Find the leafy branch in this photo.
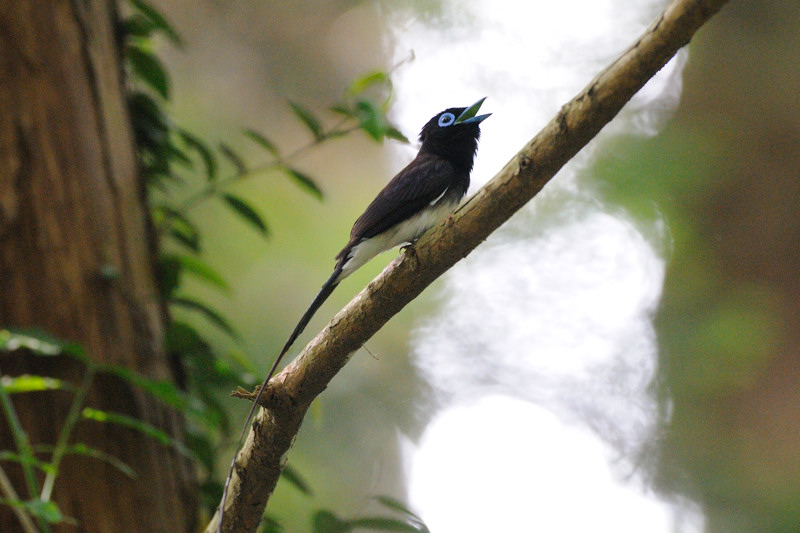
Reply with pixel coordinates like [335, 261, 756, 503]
[125, 4, 409, 254]
[147, 76, 410, 251]
[1, 323, 431, 532]
[0, 330, 197, 529]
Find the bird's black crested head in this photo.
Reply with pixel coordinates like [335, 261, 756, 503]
[418, 98, 490, 172]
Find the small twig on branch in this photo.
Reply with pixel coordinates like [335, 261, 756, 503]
[207, 0, 730, 531]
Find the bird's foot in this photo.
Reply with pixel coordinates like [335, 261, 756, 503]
[400, 243, 418, 261]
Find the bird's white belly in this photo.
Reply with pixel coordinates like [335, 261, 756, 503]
[339, 199, 458, 279]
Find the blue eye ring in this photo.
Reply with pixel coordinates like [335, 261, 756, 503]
[438, 112, 456, 127]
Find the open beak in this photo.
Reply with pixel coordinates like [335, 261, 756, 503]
[454, 97, 491, 125]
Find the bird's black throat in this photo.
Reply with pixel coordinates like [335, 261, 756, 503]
[418, 107, 482, 174]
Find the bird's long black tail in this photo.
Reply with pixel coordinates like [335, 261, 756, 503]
[216, 267, 343, 532]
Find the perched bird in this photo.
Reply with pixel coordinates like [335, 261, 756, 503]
[217, 97, 490, 530]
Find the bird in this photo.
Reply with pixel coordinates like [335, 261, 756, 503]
[216, 97, 490, 531]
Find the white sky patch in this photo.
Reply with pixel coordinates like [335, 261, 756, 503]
[413, 207, 666, 457]
[409, 396, 705, 533]
[371, 0, 702, 530]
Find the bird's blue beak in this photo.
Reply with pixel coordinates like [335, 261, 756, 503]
[454, 97, 491, 125]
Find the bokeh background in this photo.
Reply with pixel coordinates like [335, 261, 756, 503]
[150, 1, 800, 531]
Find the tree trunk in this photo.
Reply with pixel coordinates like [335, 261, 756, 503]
[0, 1, 195, 531]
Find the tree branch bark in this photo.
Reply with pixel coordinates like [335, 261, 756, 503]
[209, 0, 730, 530]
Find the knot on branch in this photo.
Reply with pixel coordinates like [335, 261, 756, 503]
[556, 106, 569, 134]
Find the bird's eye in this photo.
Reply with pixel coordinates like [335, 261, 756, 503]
[438, 113, 455, 127]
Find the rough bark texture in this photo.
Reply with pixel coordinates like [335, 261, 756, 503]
[208, 0, 731, 531]
[0, 2, 195, 531]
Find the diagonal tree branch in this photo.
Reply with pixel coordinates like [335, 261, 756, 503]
[208, 0, 730, 530]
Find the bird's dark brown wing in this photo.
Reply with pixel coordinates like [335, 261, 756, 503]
[349, 152, 459, 241]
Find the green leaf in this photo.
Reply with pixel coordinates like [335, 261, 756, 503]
[259, 515, 284, 533]
[385, 126, 410, 144]
[164, 320, 207, 353]
[157, 254, 181, 298]
[329, 104, 354, 117]
[374, 496, 422, 520]
[289, 101, 324, 141]
[153, 206, 201, 251]
[281, 464, 312, 496]
[348, 518, 423, 532]
[283, 167, 324, 200]
[355, 100, 385, 142]
[16, 498, 65, 524]
[165, 321, 242, 382]
[129, 0, 182, 45]
[0, 451, 55, 474]
[164, 142, 193, 169]
[0, 498, 68, 525]
[169, 225, 200, 251]
[222, 194, 269, 236]
[244, 129, 280, 157]
[62, 443, 137, 479]
[81, 407, 194, 459]
[170, 297, 240, 340]
[312, 510, 348, 533]
[126, 45, 170, 100]
[180, 255, 229, 289]
[99, 366, 189, 414]
[219, 143, 247, 175]
[162, 253, 229, 291]
[82, 407, 170, 443]
[0, 330, 62, 355]
[346, 70, 389, 97]
[122, 15, 158, 40]
[128, 91, 169, 150]
[0, 375, 66, 394]
[178, 129, 217, 181]
[374, 496, 429, 532]
[0, 329, 86, 361]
